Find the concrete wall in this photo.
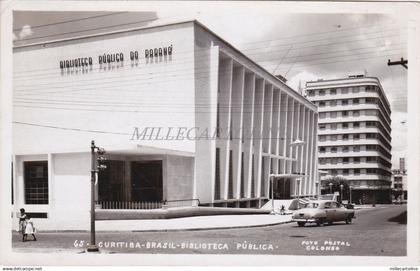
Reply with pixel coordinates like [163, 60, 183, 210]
[165, 155, 194, 203]
[13, 153, 91, 231]
[13, 22, 196, 156]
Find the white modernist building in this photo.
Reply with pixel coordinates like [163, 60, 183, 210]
[12, 20, 318, 230]
[306, 76, 392, 204]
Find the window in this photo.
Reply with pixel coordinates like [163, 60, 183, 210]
[353, 122, 360, 128]
[352, 98, 359, 105]
[331, 135, 337, 141]
[341, 88, 349, 94]
[342, 100, 348, 105]
[354, 169, 360, 175]
[320, 124, 326, 130]
[320, 147, 326, 152]
[354, 157, 360, 163]
[319, 135, 327, 141]
[353, 111, 360, 117]
[331, 147, 337, 153]
[342, 157, 349, 163]
[342, 134, 349, 140]
[343, 146, 349, 152]
[331, 123, 337, 130]
[307, 90, 315, 96]
[331, 169, 338, 175]
[319, 90, 325, 96]
[366, 133, 377, 139]
[353, 134, 360, 140]
[342, 111, 348, 117]
[24, 161, 49, 204]
[330, 89, 337, 95]
[330, 100, 337, 106]
[366, 98, 376, 104]
[342, 123, 349, 129]
[319, 101, 326, 107]
[343, 169, 349, 175]
[331, 158, 338, 164]
[319, 112, 327, 119]
[366, 121, 376, 127]
[352, 87, 360, 93]
[353, 146, 360, 152]
[330, 112, 337, 118]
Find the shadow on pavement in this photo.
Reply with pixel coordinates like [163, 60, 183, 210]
[388, 211, 407, 224]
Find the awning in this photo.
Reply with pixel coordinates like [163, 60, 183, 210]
[269, 173, 306, 180]
[106, 144, 195, 157]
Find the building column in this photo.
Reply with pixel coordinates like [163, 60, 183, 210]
[217, 58, 233, 200]
[262, 84, 273, 197]
[243, 73, 255, 198]
[231, 65, 245, 199]
[253, 79, 265, 198]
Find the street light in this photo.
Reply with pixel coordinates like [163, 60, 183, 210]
[329, 182, 333, 194]
[349, 186, 352, 204]
[340, 184, 344, 203]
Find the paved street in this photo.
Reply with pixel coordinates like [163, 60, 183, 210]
[12, 205, 406, 256]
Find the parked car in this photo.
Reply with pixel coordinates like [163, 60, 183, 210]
[292, 200, 355, 227]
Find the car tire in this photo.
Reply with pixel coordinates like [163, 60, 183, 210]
[317, 218, 325, 227]
[297, 222, 305, 227]
[346, 217, 352, 224]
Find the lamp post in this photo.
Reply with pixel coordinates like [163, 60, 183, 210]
[349, 186, 352, 204]
[340, 184, 344, 203]
[329, 182, 333, 194]
[87, 141, 99, 252]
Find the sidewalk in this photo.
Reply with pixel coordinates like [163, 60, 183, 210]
[93, 213, 293, 232]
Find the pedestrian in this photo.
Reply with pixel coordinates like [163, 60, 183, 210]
[23, 215, 37, 242]
[280, 205, 285, 215]
[18, 208, 27, 237]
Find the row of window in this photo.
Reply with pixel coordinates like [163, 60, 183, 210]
[315, 97, 380, 107]
[307, 85, 390, 114]
[319, 156, 391, 168]
[307, 85, 377, 96]
[325, 168, 392, 177]
[319, 144, 392, 159]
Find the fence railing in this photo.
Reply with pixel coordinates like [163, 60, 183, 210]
[96, 201, 163, 210]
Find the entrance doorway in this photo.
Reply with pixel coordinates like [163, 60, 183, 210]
[98, 160, 125, 202]
[270, 178, 292, 199]
[131, 161, 163, 202]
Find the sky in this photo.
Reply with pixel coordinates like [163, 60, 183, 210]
[12, 4, 408, 169]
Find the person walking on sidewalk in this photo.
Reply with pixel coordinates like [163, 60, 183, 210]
[23, 215, 37, 242]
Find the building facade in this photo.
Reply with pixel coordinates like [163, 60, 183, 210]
[391, 158, 407, 203]
[306, 76, 392, 204]
[12, 20, 318, 230]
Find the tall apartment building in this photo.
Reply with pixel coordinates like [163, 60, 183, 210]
[306, 76, 392, 204]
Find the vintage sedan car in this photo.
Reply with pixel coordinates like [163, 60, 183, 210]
[292, 200, 355, 227]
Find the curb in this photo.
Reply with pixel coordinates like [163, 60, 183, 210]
[13, 219, 294, 234]
[131, 219, 294, 232]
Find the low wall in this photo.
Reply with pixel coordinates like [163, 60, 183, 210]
[96, 207, 270, 220]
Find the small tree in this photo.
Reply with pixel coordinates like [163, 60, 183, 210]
[321, 176, 350, 201]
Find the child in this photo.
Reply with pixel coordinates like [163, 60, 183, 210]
[23, 215, 37, 242]
[18, 208, 27, 237]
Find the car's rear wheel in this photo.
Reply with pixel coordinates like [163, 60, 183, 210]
[297, 222, 306, 227]
[345, 217, 352, 224]
[316, 218, 325, 227]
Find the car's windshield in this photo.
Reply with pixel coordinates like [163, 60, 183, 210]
[304, 202, 319, 208]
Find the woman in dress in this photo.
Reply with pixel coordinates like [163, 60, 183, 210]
[23, 215, 37, 242]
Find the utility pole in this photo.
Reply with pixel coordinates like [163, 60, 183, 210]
[87, 140, 107, 253]
[387, 58, 408, 69]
